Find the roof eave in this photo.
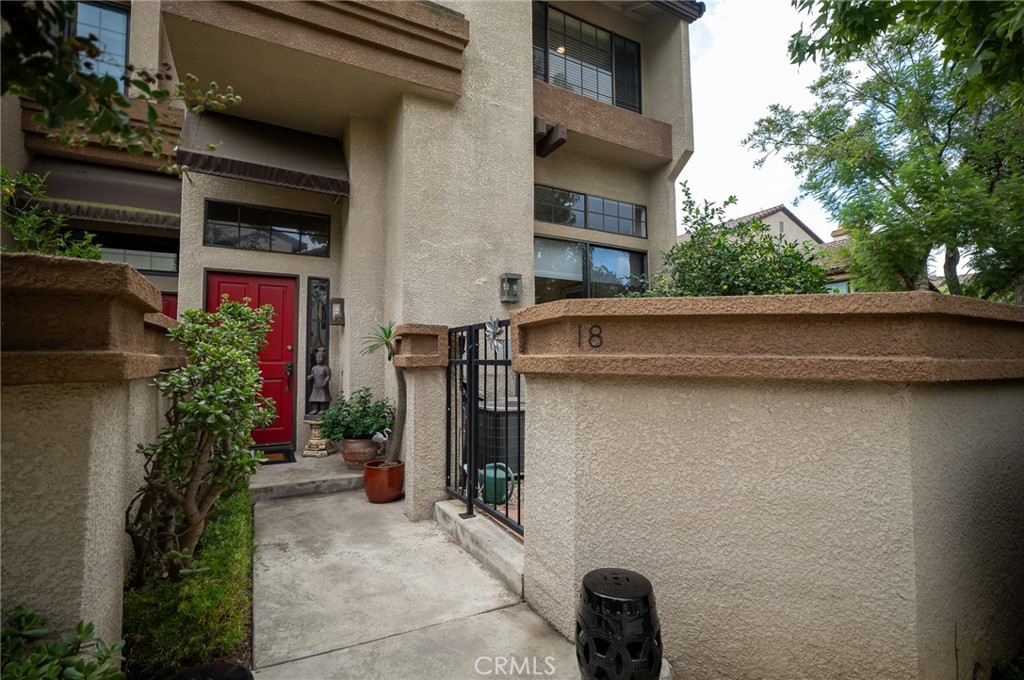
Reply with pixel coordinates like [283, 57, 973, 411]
[650, 0, 707, 23]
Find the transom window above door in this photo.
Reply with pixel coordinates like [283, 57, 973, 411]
[203, 201, 330, 257]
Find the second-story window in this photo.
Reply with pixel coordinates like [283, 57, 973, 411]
[535, 185, 647, 238]
[532, 2, 641, 113]
[76, 2, 130, 94]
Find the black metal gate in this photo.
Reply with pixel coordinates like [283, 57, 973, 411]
[446, 319, 524, 536]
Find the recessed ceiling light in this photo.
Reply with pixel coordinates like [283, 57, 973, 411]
[556, 46, 566, 54]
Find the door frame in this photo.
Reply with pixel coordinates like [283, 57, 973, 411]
[203, 267, 301, 453]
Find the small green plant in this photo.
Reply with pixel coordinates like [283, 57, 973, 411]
[122, 488, 252, 680]
[1, 168, 101, 259]
[1, 606, 124, 680]
[320, 387, 395, 442]
[634, 183, 829, 297]
[361, 322, 406, 466]
[125, 296, 275, 588]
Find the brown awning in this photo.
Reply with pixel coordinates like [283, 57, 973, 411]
[27, 157, 181, 230]
[177, 113, 349, 197]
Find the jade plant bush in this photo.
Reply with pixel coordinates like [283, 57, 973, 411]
[0, 607, 124, 680]
[125, 296, 275, 588]
[319, 387, 394, 442]
[122, 488, 253, 679]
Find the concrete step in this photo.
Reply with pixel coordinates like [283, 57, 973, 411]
[433, 499, 524, 598]
[250, 454, 363, 503]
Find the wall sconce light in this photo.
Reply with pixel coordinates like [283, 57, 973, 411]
[330, 297, 345, 325]
[499, 273, 522, 303]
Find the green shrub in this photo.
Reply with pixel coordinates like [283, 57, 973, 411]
[1, 607, 124, 680]
[320, 387, 394, 441]
[634, 183, 829, 297]
[1, 168, 101, 259]
[122, 487, 252, 679]
[126, 297, 274, 587]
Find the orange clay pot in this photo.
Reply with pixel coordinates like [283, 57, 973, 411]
[363, 460, 404, 503]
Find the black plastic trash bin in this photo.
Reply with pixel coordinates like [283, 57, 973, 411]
[576, 568, 662, 680]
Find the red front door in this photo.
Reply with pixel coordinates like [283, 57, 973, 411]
[206, 272, 297, 450]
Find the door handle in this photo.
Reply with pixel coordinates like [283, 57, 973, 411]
[285, 361, 293, 391]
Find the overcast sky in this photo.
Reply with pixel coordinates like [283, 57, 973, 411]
[679, 0, 838, 241]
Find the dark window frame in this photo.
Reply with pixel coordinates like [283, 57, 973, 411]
[532, 1, 643, 113]
[534, 184, 647, 238]
[73, 1, 131, 95]
[533, 235, 647, 303]
[202, 199, 332, 258]
[73, 230, 179, 274]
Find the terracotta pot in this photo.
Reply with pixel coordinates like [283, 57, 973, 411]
[363, 460, 404, 503]
[341, 438, 379, 470]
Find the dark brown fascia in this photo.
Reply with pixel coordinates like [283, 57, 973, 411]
[533, 80, 672, 168]
[651, 0, 707, 23]
[162, 0, 470, 99]
[21, 98, 183, 173]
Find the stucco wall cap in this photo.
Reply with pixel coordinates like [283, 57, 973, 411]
[510, 293, 1024, 382]
[512, 292, 1024, 325]
[1, 252, 162, 311]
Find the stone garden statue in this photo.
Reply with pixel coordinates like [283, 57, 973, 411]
[306, 348, 332, 415]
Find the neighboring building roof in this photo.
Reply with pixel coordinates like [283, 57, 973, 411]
[724, 204, 823, 244]
[814, 238, 850, 275]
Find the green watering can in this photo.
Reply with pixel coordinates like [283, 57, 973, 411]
[477, 462, 516, 504]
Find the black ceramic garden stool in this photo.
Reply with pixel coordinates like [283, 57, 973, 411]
[576, 568, 662, 680]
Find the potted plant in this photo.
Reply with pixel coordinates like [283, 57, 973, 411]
[360, 322, 406, 503]
[319, 387, 394, 471]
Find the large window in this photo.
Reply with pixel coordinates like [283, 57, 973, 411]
[532, 2, 642, 113]
[76, 2, 130, 94]
[204, 201, 330, 257]
[86, 231, 179, 273]
[535, 237, 645, 303]
[535, 185, 647, 238]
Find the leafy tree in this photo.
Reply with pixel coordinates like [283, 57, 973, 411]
[636, 184, 829, 297]
[125, 297, 275, 588]
[789, 0, 1024, 102]
[746, 27, 1024, 301]
[1, 0, 239, 172]
[1, 168, 101, 259]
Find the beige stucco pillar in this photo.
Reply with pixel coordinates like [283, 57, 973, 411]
[382, 0, 535, 329]
[393, 324, 450, 521]
[512, 293, 1024, 680]
[0, 254, 185, 643]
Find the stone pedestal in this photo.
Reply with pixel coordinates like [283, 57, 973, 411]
[301, 418, 336, 458]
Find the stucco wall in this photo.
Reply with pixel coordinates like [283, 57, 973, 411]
[386, 0, 535, 328]
[526, 376, 923, 679]
[1, 93, 30, 174]
[909, 382, 1024, 679]
[522, 374, 1024, 679]
[1, 378, 161, 643]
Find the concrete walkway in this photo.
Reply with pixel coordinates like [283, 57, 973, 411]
[251, 492, 577, 680]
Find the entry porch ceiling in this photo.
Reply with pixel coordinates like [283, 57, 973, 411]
[161, 1, 469, 137]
